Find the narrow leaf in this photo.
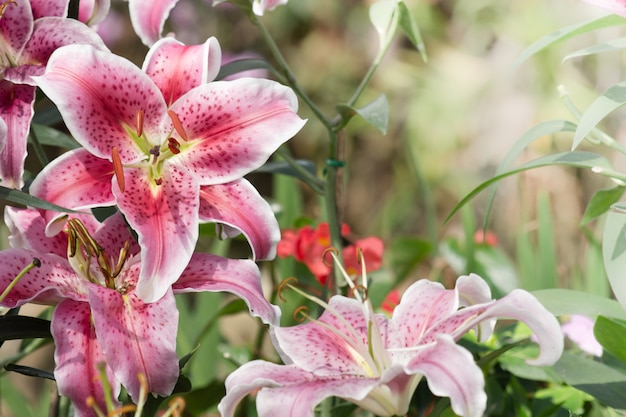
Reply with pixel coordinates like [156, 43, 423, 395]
[563, 36, 626, 61]
[0, 186, 83, 213]
[581, 186, 626, 225]
[513, 14, 626, 68]
[217, 59, 276, 80]
[574, 81, 626, 149]
[0, 315, 52, 341]
[4, 363, 55, 380]
[369, 0, 400, 54]
[254, 160, 317, 180]
[30, 124, 79, 149]
[447, 151, 613, 224]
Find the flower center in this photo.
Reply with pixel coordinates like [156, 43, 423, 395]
[0, 1, 18, 70]
[66, 218, 131, 292]
[115, 109, 190, 190]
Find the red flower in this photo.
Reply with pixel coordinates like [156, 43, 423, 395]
[277, 223, 384, 285]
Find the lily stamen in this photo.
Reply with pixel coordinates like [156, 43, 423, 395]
[111, 147, 125, 193]
[167, 137, 181, 154]
[135, 109, 144, 137]
[0, 0, 16, 19]
[167, 110, 188, 141]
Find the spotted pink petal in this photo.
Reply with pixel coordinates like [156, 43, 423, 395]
[29, 148, 116, 235]
[0, 81, 34, 189]
[114, 164, 199, 303]
[0, 0, 33, 59]
[52, 299, 122, 417]
[581, 0, 626, 16]
[168, 78, 306, 184]
[128, 0, 180, 46]
[0, 250, 87, 307]
[88, 279, 180, 400]
[218, 361, 380, 417]
[4, 206, 67, 256]
[272, 296, 373, 375]
[34, 44, 168, 161]
[173, 254, 280, 325]
[93, 211, 141, 257]
[143, 36, 221, 106]
[6, 17, 109, 85]
[28, 0, 68, 18]
[198, 179, 280, 260]
[389, 279, 458, 347]
[407, 334, 486, 417]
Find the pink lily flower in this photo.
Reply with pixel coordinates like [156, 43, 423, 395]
[581, 0, 626, 16]
[0, 0, 107, 188]
[1, 207, 279, 416]
[218, 273, 563, 417]
[31, 37, 305, 302]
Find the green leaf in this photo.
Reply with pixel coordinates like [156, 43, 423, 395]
[4, 364, 54, 380]
[397, 1, 427, 61]
[30, 124, 79, 149]
[0, 186, 82, 213]
[388, 236, 431, 282]
[550, 351, 626, 410]
[254, 160, 317, 181]
[603, 204, 626, 310]
[563, 36, 626, 62]
[369, 0, 400, 55]
[594, 316, 626, 366]
[216, 58, 276, 80]
[0, 315, 52, 342]
[337, 94, 389, 134]
[482, 120, 577, 233]
[183, 380, 227, 415]
[581, 186, 626, 225]
[532, 289, 626, 320]
[447, 151, 613, 224]
[574, 81, 626, 149]
[513, 14, 626, 68]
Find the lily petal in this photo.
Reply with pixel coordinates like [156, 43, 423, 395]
[173, 254, 280, 325]
[219, 361, 380, 417]
[0, 0, 33, 60]
[34, 44, 168, 161]
[114, 164, 198, 303]
[389, 280, 458, 348]
[4, 206, 66, 256]
[581, 0, 626, 16]
[93, 211, 141, 257]
[0, 250, 87, 307]
[88, 278, 180, 400]
[78, 0, 111, 26]
[128, 0, 180, 46]
[169, 78, 305, 183]
[52, 299, 122, 417]
[143, 36, 221, 106]
[252, 0, 288, 15]
[198, 179, 280, 260]
[407, 334, 486, 417]
[29, 148, 116, 235]
[7, 17, 109, 85]
[28, 0, 68, 18]
[426, 289, 564, 366]
[0, 81, 34, 189]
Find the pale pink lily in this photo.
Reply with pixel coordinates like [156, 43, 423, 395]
[252, 0, 288, 15]
[218, 272, 563, 417]
[0, 0, 107, 188]
[31, 37, 304, 302]
[0, 207, 279, 416]
[581, 0, 626, 16]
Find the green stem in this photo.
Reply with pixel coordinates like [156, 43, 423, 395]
[0, 258, 41, 304]
[276, 147, 325, 194]
[324, 130, 345, 290]
[252, 15, 333, 129]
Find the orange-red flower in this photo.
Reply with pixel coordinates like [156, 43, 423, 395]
[277, 223, 384, 285]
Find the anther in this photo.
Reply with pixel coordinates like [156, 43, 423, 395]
[155, 178, 163, 186]
[111, 147, 125, 193]
[167, 137, 181, 154]
[167, 110, 188, 141]
[135, 109, 144, 137]
[0, 1, 16, 19]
